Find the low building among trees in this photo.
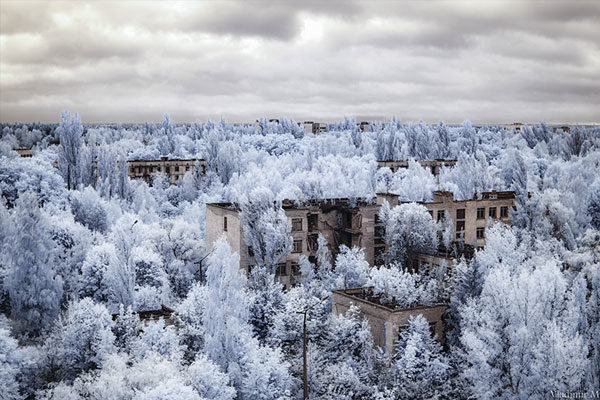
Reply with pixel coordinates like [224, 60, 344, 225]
[332, 287, 447, 355]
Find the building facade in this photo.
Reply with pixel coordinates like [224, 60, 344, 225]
[302, 121, 327, 134]
[128, 157, 206, 185]
[380, 190, 515, 249]
[205, 190, 515, 286]
[332, 287, 447, 355]
[205, 198, 381, 288]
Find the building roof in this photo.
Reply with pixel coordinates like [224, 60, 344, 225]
[206, 196, 378, 212]
[333, 287, 447, 313]
[128, 157, 204, 163]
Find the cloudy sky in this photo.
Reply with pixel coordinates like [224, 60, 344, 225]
[1, 0, 599, 124]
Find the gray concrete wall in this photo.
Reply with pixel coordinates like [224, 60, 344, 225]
[426, 191, 514, 247]
[332, 289, 447, 355]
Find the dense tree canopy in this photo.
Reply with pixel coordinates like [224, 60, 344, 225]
[1, 114, 599, 398]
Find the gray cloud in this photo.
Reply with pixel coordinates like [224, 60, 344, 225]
[1, 0, 599, 124]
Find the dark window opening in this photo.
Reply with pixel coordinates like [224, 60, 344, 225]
[489, 207, 497, 218]
[308, 234, 318, 251]
[291, 262, 300, 275]
[476, 207, 485, 219]
[293, 240, 302, 253]
[476, 227, 485, 239]
[456, 208, 465, 219]
[275, 263, 287, 276]
[374, 246, 385, 265]
[437, 210, 445, 222]
[292, 218, 303, 232]
[308, 214, 318, 231]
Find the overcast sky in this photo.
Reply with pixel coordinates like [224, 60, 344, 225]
[1, 0, 599, 124]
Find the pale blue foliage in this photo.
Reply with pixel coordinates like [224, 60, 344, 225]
[5, 193, 63, 337]
[45, 298, 115, 381]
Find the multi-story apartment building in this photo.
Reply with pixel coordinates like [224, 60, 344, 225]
[377, 159, 457, 176]
[302, 121, 327, 134]
[378, 190, 515, 249]
[205, 198, 381, 288]
[128, 157, 206, 185]
[205, 190, 515, 286]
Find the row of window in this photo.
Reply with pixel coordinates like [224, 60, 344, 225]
[456, 226, 486, 240]
[292, 216, 319, 232]
[476, 206, 509, 219]
[275, 262, 301, 276]
[434, 206, 509, 222]
[224, 215, 304, 253]
[246, 240, 303, 257]
[131, 165, 192, 174]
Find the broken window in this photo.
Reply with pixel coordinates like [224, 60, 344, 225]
[292, 218, 303, 231]
[293, 239, 302, 253]
[375, 213, 383, 224]
[437, 210, 445, 222]
[500, 206, 508, 218]
[308, 214, 318, 231]
[374, 246, 385, 264]
[489, 207, 497, 218]
[275, 263, 287, 276]
[456, 208, 465, 219]
[308, 234, 318, 251]
[291, 262, 300, 275]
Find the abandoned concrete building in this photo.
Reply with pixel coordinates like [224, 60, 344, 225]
[110, 304, 175, 327]
[332, 287, 447, 355]
[302, 121, 327, 134]
[377, 159, 457, 176]
[128, 157, 206, 185]
[205, 190, 515, 287]
[375, 190, 514, 268]
[15, 148, 33, 157]
[205, 198, 382, 288]
[379, 189, 515, 247]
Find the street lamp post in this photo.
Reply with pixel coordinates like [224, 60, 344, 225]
[296, 296, 328, 400]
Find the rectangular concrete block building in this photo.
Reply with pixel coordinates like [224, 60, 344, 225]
[205, 190, 515, 286]
[205, 198, 382, 288]
[128, 157, 206, 185]
[332, 287, 448, 355]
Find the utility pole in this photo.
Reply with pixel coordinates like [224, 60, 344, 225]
[297, 296, 328, 400]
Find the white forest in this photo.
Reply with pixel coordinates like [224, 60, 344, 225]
[1, 113, 599, 399]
